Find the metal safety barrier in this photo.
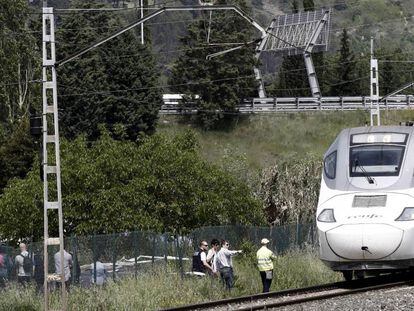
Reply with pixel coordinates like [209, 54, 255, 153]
[160, 95, 414, 115]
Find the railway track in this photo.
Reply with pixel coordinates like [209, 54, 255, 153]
[162, 273, 414, 311]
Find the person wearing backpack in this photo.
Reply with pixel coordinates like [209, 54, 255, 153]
[15, 243, 32, 285]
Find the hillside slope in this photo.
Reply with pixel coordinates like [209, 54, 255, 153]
[158, 110, 414, 170]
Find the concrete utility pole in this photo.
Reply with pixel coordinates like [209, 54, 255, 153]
[370, 37, 380, 126]
[42, 5, 67, 311]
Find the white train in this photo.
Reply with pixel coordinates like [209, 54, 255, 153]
[317, 126, 414, 280]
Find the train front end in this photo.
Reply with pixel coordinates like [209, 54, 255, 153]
[316, 127, 414, 279]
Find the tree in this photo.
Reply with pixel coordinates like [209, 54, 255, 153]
[303, 0, 314, 11]
[0, 118, 36, 192]
[379, 48, 411, 96]
[57, 0, 162, 141]
[0, 130, 265, 242]
[381, 56, 395, 96]
[270, 0, 323, 97]
[0, 1, 41, 193]
[252, 0, 264, 9]
[169, 0, 258, 129]
[0, 0, 40, 131]
[330, 29, 361, 96]
[260, 155, 321, 225]
[270, 55, 309, 97]
[291, 0, 299, 13]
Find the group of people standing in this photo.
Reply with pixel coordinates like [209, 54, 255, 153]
[192, 238, 277, 293]
[0, 243, 108, 289]
[0, 243, 77, 290]
[192, 239, 242, 289]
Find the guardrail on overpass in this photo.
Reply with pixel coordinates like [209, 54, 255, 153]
[160, 95, 414, 115]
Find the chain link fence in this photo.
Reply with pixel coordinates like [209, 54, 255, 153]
[0, 223, 316, 288]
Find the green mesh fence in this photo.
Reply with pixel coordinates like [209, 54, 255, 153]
[2, 223, 316, 287]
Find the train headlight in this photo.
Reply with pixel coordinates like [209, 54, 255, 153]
[395, 207, 414, 221]
[317, 209, 336, 222]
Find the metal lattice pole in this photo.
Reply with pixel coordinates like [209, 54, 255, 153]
[42, 6, 67, 311]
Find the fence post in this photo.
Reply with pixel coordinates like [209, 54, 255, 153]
[112, 234, 117, 282]
[133, 231, 138, 279]
[164, 233, 168, 266]
[310, 223, 315, 246]
[151, 232, 155, 266]
[70, 235, 78, 285]
[175, 236, 184, 279]
[92, 234, 97, 285]
[296, 215, 300, 247]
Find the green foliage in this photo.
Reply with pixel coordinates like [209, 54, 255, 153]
[0, 0, 40, 129]
[291, 0, 299, 13]
[0, 130, 264, 241]
[329, 29, 362, 96]
[378, 48, 413, 96]
[251, 0, 263, 9]
[271, 55, 309, 97]
[239, 239, 257, 264]
[170, 0, 258, 129]
[159, 111, 370, 171]
[0, 250, 340, 310]
[260, 155, 322, 225]
[57, 0, 162, 141]
[302, 0, 314, 11]
[0, 118, 36, 192]
[271, 28, 368, 97]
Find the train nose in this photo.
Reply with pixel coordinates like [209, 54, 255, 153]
[325, 224, 403, 260]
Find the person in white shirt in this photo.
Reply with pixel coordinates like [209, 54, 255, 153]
[54, 249, 73, 289]
[213, 240, 242, 289]
[91, 254, 107, 286]
[206, 239, 220, 275]
[15, 243, 32, 285]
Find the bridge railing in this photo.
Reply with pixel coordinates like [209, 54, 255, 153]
[160, 95, 414, 114]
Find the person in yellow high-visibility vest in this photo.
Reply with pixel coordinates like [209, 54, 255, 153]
[256, 238, 277, 293]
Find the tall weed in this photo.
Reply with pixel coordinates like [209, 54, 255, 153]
[0, 249, 340, 310]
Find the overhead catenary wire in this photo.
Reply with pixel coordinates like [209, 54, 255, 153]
[2, 51, 414, 89]
[56, 72, 371, 98]
[25, 0, 362, 15]
[3, 3, 413, 88]
[12, 5, 414, 51]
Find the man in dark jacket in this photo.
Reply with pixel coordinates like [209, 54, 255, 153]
[192, 240, 213, 275]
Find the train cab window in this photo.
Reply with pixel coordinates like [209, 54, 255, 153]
[324, 151, 337, 179]
[350, 133, 407, 177]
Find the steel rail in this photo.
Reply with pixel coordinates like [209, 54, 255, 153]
[161, 274, 414, 311]
[235, 279, 412, 311]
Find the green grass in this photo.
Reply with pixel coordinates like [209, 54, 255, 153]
[0, 249, 341, 310]
[158, 110, 414, 170]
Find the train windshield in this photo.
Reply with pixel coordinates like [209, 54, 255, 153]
[349, 145, 405, 177]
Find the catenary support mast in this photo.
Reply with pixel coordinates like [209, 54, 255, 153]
[370, 37, 380, 126]
[42, 6, 67, 311]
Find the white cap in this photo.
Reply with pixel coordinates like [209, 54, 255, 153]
[261, 238, 270, 245]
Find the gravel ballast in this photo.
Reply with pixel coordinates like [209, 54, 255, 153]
[274, 285, 414, 311]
